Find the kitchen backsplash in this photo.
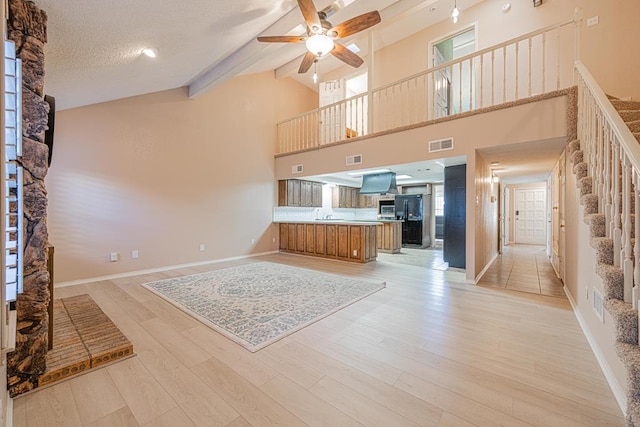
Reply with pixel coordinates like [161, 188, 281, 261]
[273, 206, 378, 222]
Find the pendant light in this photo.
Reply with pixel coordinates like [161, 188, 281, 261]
[451, 0, 460, 23]
[312, 60, 319, 84]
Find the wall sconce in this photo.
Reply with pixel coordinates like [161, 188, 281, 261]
[533, 0, 542, 7]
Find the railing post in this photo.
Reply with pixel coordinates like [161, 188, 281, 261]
[633, 171, 640, 310]
[622, 157, 633, 301]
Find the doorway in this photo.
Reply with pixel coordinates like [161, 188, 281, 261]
[514, 187, 547, 245]
[430, 26, 476, 117]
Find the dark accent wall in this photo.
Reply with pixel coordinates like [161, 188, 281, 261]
[7, 0, 50, 397]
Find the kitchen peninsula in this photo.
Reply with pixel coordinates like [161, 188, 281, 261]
[277, 220, 378, 263]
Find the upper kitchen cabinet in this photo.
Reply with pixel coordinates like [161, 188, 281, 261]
[278, 179, 322, 207]
[332, 185, 360, 208]
[359, 194, 379, 209]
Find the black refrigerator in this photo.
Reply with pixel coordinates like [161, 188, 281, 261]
[395, 194, 431, 247]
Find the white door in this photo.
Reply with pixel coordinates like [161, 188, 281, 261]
[319, 79, 345, 144]
[514, 187, 547, 245]
[432, 47, 451, 118]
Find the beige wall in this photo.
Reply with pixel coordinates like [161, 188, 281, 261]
[564, 146, 628, 409]
[47, 72, 317, 283]
[325, 0, 639, 100]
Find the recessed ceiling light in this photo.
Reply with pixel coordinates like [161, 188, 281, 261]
[429, 6, 437, 12]
[142, 48, 158, 58]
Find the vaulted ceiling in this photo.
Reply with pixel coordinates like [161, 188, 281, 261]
[33, 0, 485, 110]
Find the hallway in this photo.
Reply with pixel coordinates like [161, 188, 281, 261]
[478, 245, 566, 298]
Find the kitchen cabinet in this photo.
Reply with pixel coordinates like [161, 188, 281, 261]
[278, 179, 322, 207]
[376, 221, 402, 253]
[278, 222, 376, 263]
[304, 224, 315, 255]
[295, 224, 305, 252]
[359, 194, 379, 209]
[332, 185, 360, 208]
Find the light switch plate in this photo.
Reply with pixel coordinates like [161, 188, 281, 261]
[587, 16, 599, 27]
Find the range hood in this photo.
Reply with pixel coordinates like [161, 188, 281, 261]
[359, 172, 398, 195]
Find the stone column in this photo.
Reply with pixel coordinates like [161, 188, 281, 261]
[6, 0, 50, 397]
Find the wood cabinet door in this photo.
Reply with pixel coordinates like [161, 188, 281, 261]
[312, 182, 323, 207]
[315, 224, 326, 255]
[295, 224, 305, 252]
[288, 179, 301, 206]
[349, 225, 362, 261]
[339, 186, 348, 208]
[337, 225, 349, 259]
[278, 180, 287, 206]
[279, 224, 288, 250]
[300, 180, 312, 207]
[305, 224, 315, 254]
[287, 224, 296, 250]
[326, 225, 337, 257]
[350, 188, 360, 208]
[365, 225, 377, 261]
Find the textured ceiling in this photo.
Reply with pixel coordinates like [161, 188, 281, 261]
[33, 0, 298, 109]
[32, 0, 482, 110]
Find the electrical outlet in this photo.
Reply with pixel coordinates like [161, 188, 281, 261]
[199, 244, 206, 252]
[586, 16, 599, 27]
[353, 250, 357, 257]
[272, 237, 276, 243]
[109, 252, 119, 262]
[132, 250, 139, 259]
[251, 239, 255, 245]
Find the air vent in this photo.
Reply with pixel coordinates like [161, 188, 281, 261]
[346, 154, 363, 166]
[593, 288, 604, 322]
[291, 164, 303, 174]
[428, 137, 454, 153]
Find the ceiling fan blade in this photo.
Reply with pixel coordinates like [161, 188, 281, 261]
[297, 0, 321, 33]
[257, 35, 306, 43]
[298, 51, 317, 73]
[330, 42, 364, 68]
[329, 11, 381, 38]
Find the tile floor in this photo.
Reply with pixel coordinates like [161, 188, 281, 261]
[477, 244, 566, 297]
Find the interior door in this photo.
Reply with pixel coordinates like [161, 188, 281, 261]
[514, 187, 547, 245]
[432, 47, 451, 119]
[319, 79, 345, 144]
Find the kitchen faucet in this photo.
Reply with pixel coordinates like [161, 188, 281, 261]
[324, 214, 333, 219]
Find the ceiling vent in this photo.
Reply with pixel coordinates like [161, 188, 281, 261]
[346, 154, 363, 166]
[428, 137, 454, 153]
[291, 164, 303, 174]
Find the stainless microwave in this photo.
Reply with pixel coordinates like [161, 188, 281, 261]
[380, 205, 395, 215]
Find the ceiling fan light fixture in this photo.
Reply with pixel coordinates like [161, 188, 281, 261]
[305, 34, 335, 57]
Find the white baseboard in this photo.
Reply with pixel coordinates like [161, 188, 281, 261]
[54, 251, 280, 288]
[564, 286, 627, 415]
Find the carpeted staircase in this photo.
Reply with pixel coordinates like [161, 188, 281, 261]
[569, 96, 640, 426]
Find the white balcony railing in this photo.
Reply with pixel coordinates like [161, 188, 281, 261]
[575, 62, 640, 310]
[277, 13, 582, 155]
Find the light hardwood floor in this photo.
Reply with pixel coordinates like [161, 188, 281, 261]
[13, 251, 625, 426]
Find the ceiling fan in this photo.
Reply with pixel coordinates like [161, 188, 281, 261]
[257, 0, 381, 74]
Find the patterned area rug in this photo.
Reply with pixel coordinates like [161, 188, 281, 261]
[142, 262, 386, 352]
